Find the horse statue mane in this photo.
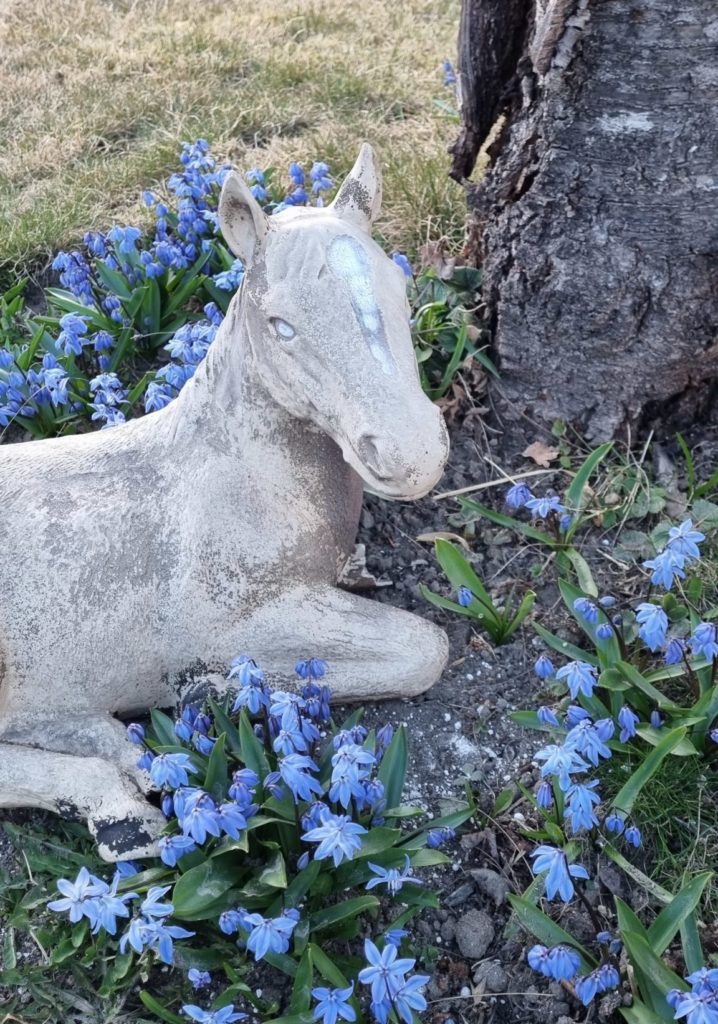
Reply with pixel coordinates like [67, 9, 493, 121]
[0, 144, 450, 860]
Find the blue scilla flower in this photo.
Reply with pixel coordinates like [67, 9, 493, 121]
[149, 752, 198, 790]
[565, 718, 613, 766]
[120, 916, 195, 964]
[536, 781, 554, 810]
[667, 519, 705, 561]
[525, 494, 565, 519]
[643, 547, 686, 590]
[158, 834, 196, 867]
[279, 753, 324, 803]
[685, 966, 718, 990]
[624, 825, 641, 848]
[384, 928, 409, 948]
[145, 376, 176, 413]
[311, 983, 356, 1024]
[636, 602, 669, 652]
[137, 750, 155, 771]
[310, 161, 333, 193]
[574, 597, 599, 624]
[530, 845, 589, 902]
[187, 968, 211, 990]
[193, 733, 215, 756]
[333, 727, 369, 751]
[668, 988, 718, 1024]
[303, 809, 366, 866]
[85, 876, 137, 936]
[442, 59, 457, 87]
[565, 704, 590, 729]
[391, 252, 413, 278]
[426, 826, 456, 848]
[57, 312, 90, 357]
[213, 259, 245, 292]
[139, 885, 174, 920]
[289, 162, 305, 186]
[604, 812, 624, 835]
[527, 944, 580, 982]
[358, 939, 416, 1005]
[366, 855, 423, 896]
[505, 482, 533, 509]
[242, 909, 299, 961]
[219, 909, 247, 935]
[556, 660, 598, 699]
[295, 656, 328, 681]
[47, 867, 108, 924]
[162, 793, 175, 817]
[457, 586, 473, 607]
[651, 710, 664, 729]
[596, 622, 614, 641]
[53, 250, 95, 305]
[392, 973, 430, 1024]
[230, 656, 270, 714]
[664, 637, 686, 665]
[618, 705, 639, 742]
[108, 225, 142, 255]
[216, 802, 250, 840]
[564, 780, 601, 833]
[534, 654, 556, 679]
[691, 622, 718, 663]
[126, 722, 145, 744]
[537, 706, 560, 727]
[182, 1007, 247, 1024]
[574, 963, 620, 1005]
[534, 743, 589, 790]
[177, 788, 221, 844]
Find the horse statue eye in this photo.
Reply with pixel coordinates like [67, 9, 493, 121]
[271, 318, 296, 341]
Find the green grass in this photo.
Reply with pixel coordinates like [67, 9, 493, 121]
[0, 0, 463, 280]
[600, 754, 718, 921]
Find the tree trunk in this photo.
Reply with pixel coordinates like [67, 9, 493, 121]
[453, 0, 718, 439]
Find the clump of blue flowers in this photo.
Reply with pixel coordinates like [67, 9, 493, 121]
[43, 655, 471, 1024]
[0, 141, 336, 439]
[508, 506, 718, 1017]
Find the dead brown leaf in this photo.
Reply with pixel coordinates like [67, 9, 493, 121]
[522, 440, 560, 467]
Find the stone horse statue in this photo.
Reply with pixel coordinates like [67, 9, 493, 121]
[0, 145, 450, 860]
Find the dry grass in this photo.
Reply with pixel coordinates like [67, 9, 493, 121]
[0, 0, 463, 277]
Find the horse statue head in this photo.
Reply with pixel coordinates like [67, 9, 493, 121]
[217, 144, 450, 500]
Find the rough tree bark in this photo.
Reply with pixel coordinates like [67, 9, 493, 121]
[452, 0, 718, 439]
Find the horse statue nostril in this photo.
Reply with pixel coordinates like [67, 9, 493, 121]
[356, 435, 388, 479]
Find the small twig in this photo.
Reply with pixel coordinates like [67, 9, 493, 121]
[434, 468, 560, 501]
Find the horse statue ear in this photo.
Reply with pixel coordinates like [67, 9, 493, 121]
[329, 143, 382, 230]
[218, 171, 269, 265]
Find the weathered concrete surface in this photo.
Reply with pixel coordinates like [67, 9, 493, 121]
[0, 145, 450, 859]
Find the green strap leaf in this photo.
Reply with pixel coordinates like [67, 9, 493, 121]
[615, 661, 680, 711]
[533, 622, 599, 666]
[289, 947, 314, 1014]
[610, 727, 688, 815]
[507, 894, 594, 969]
[565, 442, 613, 512]
[647, 872, 712, 955]
[139, 992, 185, 1024]
[239, 709, 270, 781]
[459, 498, 556, 545]
[150, 708, 177, 746]
[433, 539, 499, 624]
[620, 930, 687, 1018]
[377, 726, 408, 812]
[308, 895, 379, 932]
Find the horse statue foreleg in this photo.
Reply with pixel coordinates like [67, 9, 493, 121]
[0, 712, 165, 861]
